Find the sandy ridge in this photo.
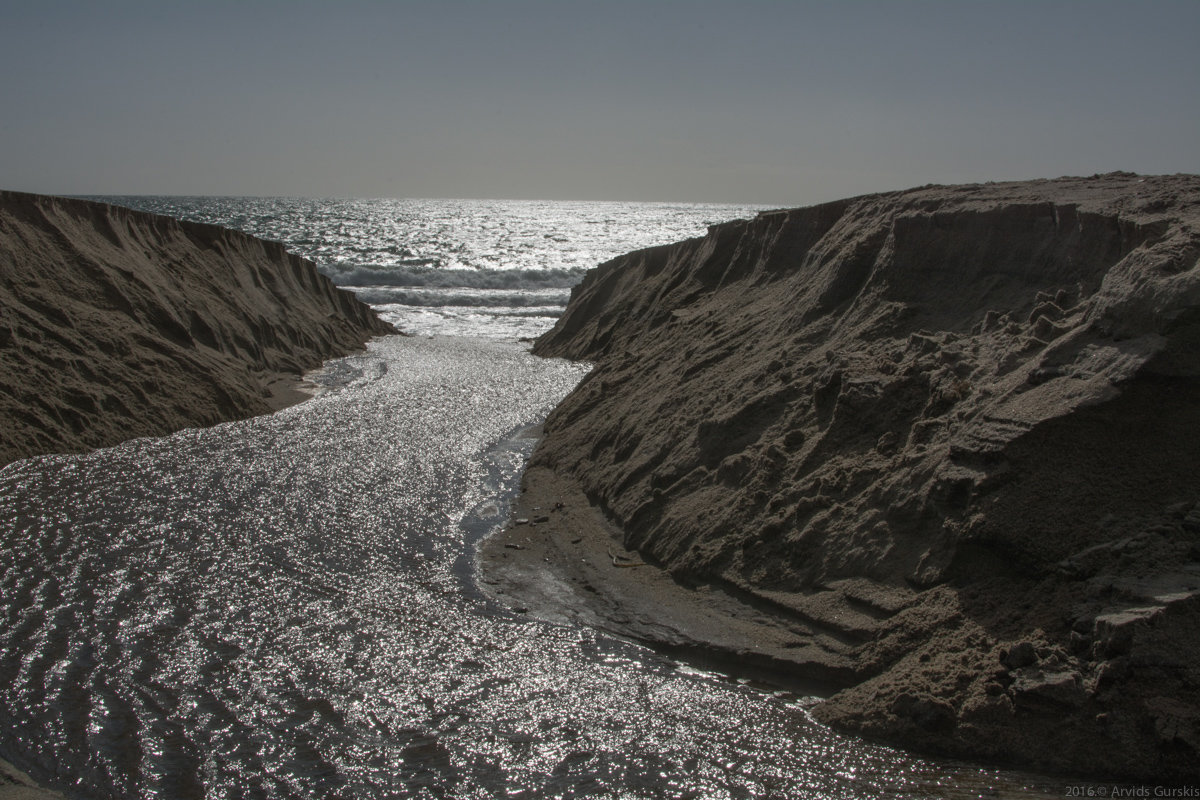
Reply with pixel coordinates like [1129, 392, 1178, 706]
[0, 191, 394, 468]
[482, 173, 1200, 781]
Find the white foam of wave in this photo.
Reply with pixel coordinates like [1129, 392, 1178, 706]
[326, 265, 587, 289]
[90, 196, 771, 338]
[373, 304, 564, 340]
[348, 286, 570, 308]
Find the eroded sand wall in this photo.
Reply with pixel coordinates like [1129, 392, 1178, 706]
[0, 191, 394, 467]
[527, 173, 1200, 779]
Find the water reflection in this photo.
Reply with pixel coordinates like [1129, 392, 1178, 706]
[0, 336, 1063, 798]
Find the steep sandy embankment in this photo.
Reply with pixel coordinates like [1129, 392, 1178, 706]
[482, 173, 1200, 781]
[0, 191, 394, 467]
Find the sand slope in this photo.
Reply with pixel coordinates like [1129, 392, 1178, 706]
[485, 173, 1200, 780]
[0, 191, 394, 467]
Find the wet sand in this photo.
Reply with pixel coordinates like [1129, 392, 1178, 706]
[0, 758, 62, 800]
[479, 464, 869, 693]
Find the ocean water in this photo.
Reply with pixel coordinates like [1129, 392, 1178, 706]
[95, 197, 767, 339]
[0, 198, 1071, 797]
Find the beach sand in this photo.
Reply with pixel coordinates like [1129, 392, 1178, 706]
[0, 759, 63, 800]
[480, 464, 859, 693]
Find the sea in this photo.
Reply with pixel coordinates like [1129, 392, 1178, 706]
[0, 198, 1069, 798]
[96, 197, 769, 340]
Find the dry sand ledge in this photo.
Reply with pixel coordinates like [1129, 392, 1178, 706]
[481, 173, 1200, 782]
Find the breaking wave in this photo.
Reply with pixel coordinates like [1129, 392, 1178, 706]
[92, 196, 772, 338]
[348, 286, 570, 308]
[328, 265, 586, 289]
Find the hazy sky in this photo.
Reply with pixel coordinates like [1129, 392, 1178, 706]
[1, 0, 1197, 205]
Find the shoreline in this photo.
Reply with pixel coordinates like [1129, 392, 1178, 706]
[477, 464, 870, 695]
[262, 370, 321, 413]
[475, 463, 1167, 785]
[476, 466, 1089, 784]
[0, 758, 63, 800]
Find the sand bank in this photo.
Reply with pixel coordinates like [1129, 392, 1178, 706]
[0, 191, 393, 467]
[482, 173, 1200, 781]
[481, 464, 859, 693]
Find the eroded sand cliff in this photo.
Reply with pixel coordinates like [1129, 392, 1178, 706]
[0, 191, 394, 467]
[482, 173, 1200, 780]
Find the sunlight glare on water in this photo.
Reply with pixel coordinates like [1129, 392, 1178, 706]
[93, 197, 772, 340]
[0, 336, 1065, 798]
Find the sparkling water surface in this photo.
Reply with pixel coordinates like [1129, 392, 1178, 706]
[1, 338, 1064, 798]
[3, 199, 1072, 796]
[94, 197, 769, 339]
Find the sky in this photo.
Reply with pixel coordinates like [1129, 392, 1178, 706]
[1, 0, 1197, 205]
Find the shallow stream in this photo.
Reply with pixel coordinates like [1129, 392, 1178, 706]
[0, 336, 1066, 798]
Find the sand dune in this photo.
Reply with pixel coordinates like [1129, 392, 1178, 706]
[483, 173, 1200, 780]
[0, 191, 394, 467]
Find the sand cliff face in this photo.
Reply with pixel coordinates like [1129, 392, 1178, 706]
[526, 174, 1200, 779]
[0, 191, 394, 467]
